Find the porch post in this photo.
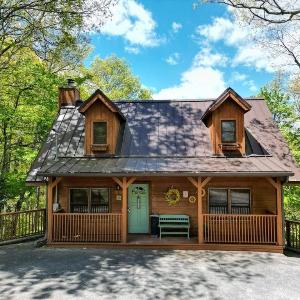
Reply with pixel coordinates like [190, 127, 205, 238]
[197, 177, 203, 244]
[122, 177, 128, 243]
[47, 177, 53, 243]
[276, 178, 284, 246]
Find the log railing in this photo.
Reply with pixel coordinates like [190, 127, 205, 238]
[0, 209, 46, 242]
[52, 213, 122, 243]
[286, 220, 300, 250]
[203, 214, 277, 244]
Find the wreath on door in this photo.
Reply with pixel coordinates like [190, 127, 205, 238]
[165, 187, 181, 206]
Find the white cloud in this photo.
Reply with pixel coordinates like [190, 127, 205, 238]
[231, 72, 247, 82]
[166, 53, 180, 65]
[124, 46, 140, 54]
[193, 47, 228, 67]
[245, 80, 258, 93]
[153, 66, 226, 99]
[99, 0, 160, 47]
[172, 22, 182, 33]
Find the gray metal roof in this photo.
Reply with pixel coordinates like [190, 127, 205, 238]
[26, 98, 300, 184]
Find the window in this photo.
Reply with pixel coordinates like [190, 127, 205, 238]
[208, 188, 250, 214]
[93, 122, 107, 145]
[70, 189, 89, 213]
[221, 120, 236, 143]
[70, 188, 110, 213]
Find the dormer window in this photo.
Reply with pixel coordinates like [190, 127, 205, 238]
[93, 122, 107, 145]
[221, 120, 236, 143]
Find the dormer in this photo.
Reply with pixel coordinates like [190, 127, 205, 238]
[79, 90, 126, 156]
[202, 88, 251, 156]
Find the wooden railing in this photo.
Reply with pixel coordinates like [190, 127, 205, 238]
[0, 209, 46, 242]
[286, 220, 300, 250]
[52, 213, 122, 243]
[203, 214, 277, 244]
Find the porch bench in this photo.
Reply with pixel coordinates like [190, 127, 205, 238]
[158, 214, 190, 239]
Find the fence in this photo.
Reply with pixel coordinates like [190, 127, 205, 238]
[0, 209, 46, 242]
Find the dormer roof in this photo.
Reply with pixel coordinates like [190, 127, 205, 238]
[201, 87, 252, 124]
[79, 89, 126, 121]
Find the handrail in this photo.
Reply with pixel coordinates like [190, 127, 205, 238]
[203, 214, 277, 244]
[52, 213, 122, 243]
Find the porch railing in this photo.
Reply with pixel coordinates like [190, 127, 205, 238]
[52, 213, 122, 243]
[0, 209, 46, 242]
[286, 220, 300, 250]
[203, 214, 277, 244]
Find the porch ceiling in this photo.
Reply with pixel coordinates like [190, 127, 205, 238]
[36, 156, 293, 178]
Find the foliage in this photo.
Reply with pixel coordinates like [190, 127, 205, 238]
[0, 0, 116, 70]
[80, 56, 152, 100]
[200, 0, 300, 73]
[259, 76, 300, 220]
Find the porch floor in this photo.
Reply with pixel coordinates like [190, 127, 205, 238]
[127, 234, 198, 245]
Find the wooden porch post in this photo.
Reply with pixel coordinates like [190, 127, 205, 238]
[197, 177, 203, 244]
[113, 176, 136, 243]
[47, 177, 53, 243]
[122, 177, 128, 243]
[187, 176, 212, 244]
[276, 178, 284, 246]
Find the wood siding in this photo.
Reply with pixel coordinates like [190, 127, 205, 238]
[84, 100, 121, 155]
[56, 176, 278, 238]
[209, 98, 246, 155]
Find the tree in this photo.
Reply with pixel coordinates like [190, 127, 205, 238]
[259, 77, 300, 220]
[80, 56, 152, 100]
[200, 0, 300, 73]
[0, 0, 116, 70]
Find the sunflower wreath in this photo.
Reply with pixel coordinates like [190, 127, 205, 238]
[165, 187, 181, 206]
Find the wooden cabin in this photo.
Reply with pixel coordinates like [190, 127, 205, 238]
[26, 81, 300, 252]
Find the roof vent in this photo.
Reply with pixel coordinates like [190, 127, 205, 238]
[67, 78, 76, 88]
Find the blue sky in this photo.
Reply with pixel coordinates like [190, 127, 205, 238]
[86, 0, 274, 99]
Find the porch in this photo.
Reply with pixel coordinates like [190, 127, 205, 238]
[47, 175, 284, 251]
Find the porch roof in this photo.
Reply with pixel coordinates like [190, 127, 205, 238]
[36, 156, 293, 179]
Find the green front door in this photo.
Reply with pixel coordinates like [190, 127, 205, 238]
[128, 184, 149, 233]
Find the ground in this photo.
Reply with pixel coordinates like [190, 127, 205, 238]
[0, 242, 300, 300]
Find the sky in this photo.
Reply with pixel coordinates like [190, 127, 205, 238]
[86, 0, 274, 99]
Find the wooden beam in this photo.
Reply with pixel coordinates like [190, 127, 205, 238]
[187, 177, 198, 188]
[122, 177, 128, 243]
[201, 176, 212, 188]
[126, 177, 136, 188]
[276, 178, 284, 246]
[47, 177, 53, 243]
[197, 177, 204, 244]
[52, 177, 62, 188]
[112, 177, 123, 189]
[266, 177, 277, 189]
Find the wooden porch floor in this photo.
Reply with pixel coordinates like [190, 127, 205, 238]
[127, 234, 197, 245]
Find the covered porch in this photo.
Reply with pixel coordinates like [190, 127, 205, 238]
[46, 175, 284, 251]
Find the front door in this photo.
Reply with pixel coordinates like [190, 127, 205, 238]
[128, 184, 149, 233]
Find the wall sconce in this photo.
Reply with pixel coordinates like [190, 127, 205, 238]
[116, 184, 120, 191]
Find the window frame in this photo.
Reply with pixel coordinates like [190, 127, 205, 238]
[208, 187, 251, 214]
[92, 121, 108, 145]
[221, 119, 237, 144]
[69, 187, 111, 213]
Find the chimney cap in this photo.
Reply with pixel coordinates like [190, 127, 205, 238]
[67, 78, 76, 87]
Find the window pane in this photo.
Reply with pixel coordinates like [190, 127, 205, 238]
[70, 189, 88, 213]
[91, 188, 110, 213]
[93, 122, 107, 144]
[231, 189, 250, 214]
[209, 189, 228, 214]
[221, 120, 236, 143]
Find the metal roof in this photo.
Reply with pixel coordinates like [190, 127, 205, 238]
[26, 98, 300, 184]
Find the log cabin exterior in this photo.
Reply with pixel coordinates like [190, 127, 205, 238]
[26, 81, 300, 252]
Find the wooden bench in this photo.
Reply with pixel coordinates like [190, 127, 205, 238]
[158, 214, 190, 239]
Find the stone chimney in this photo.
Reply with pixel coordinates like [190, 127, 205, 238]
[58, 79, 80, 108]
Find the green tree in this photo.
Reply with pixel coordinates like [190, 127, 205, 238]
[259, 77, 300, 220]
[80, 56, 152, 100]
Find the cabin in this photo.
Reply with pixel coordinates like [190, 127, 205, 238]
[26, 80, 300, 252]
